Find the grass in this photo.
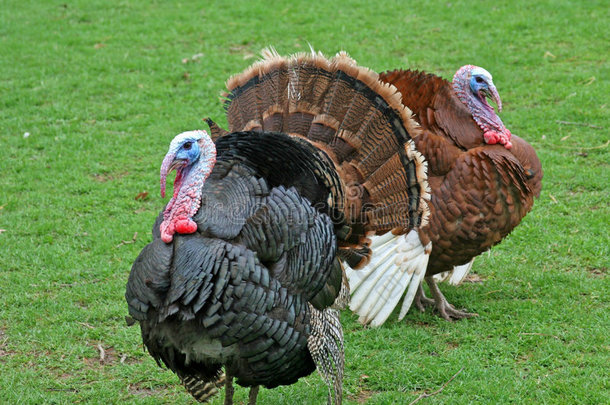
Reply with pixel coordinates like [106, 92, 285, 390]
[0, 0, 607, 403]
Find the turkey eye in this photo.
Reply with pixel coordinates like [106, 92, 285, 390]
[183, 142, 192, 150]
[475, 77, 484, 83]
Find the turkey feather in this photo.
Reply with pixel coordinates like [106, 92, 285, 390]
[127, 49, 430, 404]
[433, 259, 475, 285]
[344, 66, 542, 325]
[347, 230, 430, 326]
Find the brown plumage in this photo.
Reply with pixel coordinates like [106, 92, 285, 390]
[382, 67, 541, 265]
[222, 49, 430, 268]
[347, 67, 542, 324]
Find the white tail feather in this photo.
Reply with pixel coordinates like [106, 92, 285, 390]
[349, 251, 397, 313]
[398, 252, 428, 320]
[348, 237, 398, 293]
[346, 230, 430, 326]
[369, 231, 397, 248]
[433, 258, 475, 285]
[357, 256, 413, 326]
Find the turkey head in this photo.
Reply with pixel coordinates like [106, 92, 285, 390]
[159, 130, 217, 243]
[453, 65, 512, 149]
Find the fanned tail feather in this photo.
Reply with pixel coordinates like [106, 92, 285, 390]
[346, 230, 430, 326]
[433, 258, 475, 285]
[222, 49, 430, 263]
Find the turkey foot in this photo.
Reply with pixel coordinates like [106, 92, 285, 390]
[423, 277, 478, 321]
[414, 283, 436, 312]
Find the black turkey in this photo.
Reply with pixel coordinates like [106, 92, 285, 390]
[126, 50, 429, 404]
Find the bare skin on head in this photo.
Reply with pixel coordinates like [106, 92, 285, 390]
[453, 65, 513, 149]
[159, 130, 216, 243]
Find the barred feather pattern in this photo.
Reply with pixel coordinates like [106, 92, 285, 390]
[180, 373, 225, 403]
[222, 48, 430, 267]
[307, 305, 344, 405]
[331, 269, 351, 311]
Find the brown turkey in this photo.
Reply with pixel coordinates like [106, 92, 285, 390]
[126, 50, 429, 404]
[347, 65, 542, 325]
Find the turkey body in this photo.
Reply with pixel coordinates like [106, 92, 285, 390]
[382, 69, 542, 319]
[380, 69, 542, 279]
[127, 132, 341, 390]
[126, 50, 429, 403]
[347, 67, 542, 325]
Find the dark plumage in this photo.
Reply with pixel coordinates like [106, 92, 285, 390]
[126, 50, 429, 403]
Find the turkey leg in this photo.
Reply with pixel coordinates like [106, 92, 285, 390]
[248, 385, 260, 405]
[418, 277, 478, 321]
[224, 371, 234, 405]
[414, 283, 436, 312]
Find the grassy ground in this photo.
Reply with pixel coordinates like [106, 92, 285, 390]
[0, 0, 608, 403]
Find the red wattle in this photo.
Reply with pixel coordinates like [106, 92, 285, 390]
[160, 222, 174, 243]
[175, 218, 198, 234]
[484, 131, 512, 150]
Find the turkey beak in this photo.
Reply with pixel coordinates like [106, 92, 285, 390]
[160, 153, 186, 198]
[487, 84, 503, 113]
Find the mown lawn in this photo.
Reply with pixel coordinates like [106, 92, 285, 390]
[0, 0, 607, 403]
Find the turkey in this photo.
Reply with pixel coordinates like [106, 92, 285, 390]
[125, 49, 429, 404]
[347, 65, 542, 325]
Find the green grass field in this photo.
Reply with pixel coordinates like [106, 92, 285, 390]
[1, 0, 608, 403]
